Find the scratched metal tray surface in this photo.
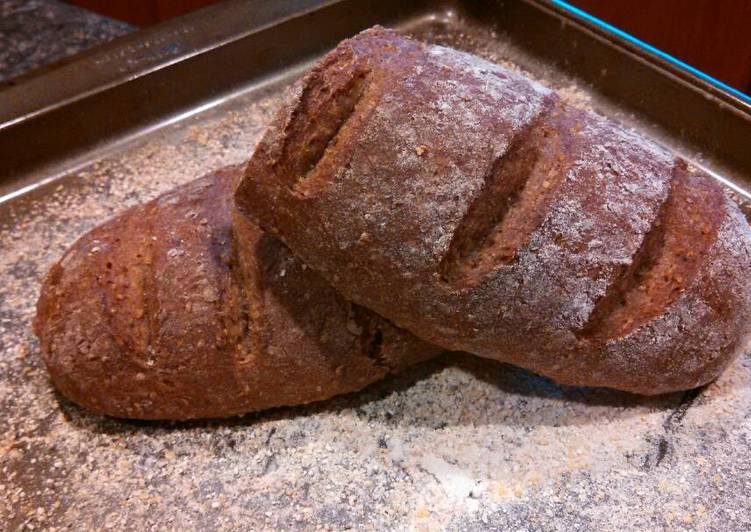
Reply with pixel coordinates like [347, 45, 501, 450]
[2, 0, 751, 530]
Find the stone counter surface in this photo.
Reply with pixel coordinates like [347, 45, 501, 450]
[2, 83, 750, 531]
[1, 9, 751, 531]
[0, 0, 132, 83]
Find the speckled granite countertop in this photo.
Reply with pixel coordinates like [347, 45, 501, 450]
[0, 0, 132, 83]
[2, 82, 751, 530]
[2, 12, 751, 531]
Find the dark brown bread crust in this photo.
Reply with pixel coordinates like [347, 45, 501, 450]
[34, 165, 440, 420]
[235, 27, 751, 394]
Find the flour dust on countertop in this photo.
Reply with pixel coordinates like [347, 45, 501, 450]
[2, 54, 751, 532]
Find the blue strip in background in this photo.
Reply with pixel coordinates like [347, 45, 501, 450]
[549, 0, 751, 104]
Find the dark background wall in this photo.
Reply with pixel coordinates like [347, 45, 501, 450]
[63, 0, 751, 94]
[572, 0, 751, 93]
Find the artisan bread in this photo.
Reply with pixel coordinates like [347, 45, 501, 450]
[235, 27, 751, 394]
[34, 165, 440, 420]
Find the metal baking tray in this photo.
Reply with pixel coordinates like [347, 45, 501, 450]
[3, 0, 751, 529]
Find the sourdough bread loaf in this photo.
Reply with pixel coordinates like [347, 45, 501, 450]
[34, 165, 440, 420]
[235, 27, 751, 394]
